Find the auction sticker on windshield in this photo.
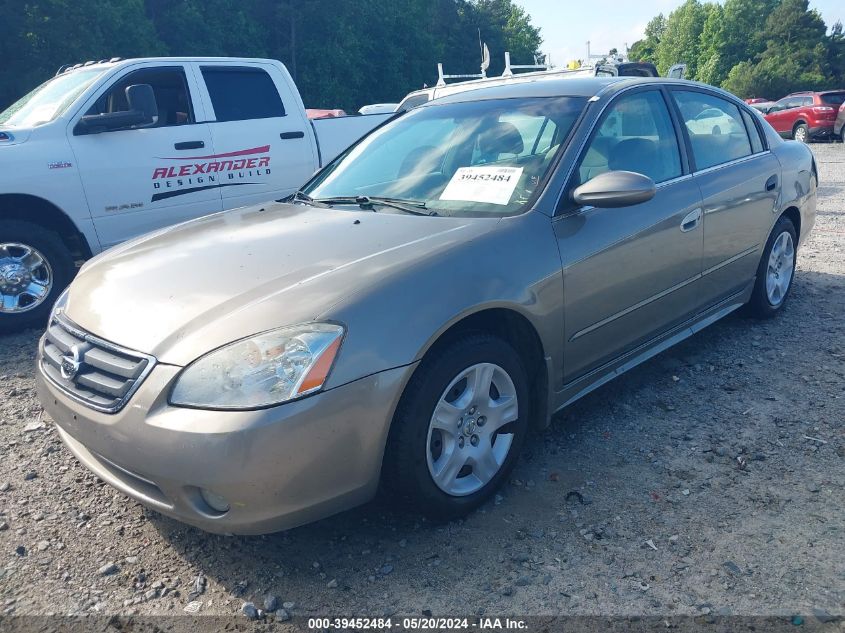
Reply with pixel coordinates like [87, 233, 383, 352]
[440, 166, 523, 205]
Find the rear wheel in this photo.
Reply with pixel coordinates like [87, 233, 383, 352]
[793, 123, 809, 143]
[746, 215, 797, 319]
[0, 220, 74, 333]
[382, 333, 530, 520]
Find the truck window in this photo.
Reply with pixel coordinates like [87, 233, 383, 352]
[85, 67, 194, 127]
[201, 67, 286, 122]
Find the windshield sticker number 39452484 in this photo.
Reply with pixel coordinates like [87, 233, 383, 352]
[440, 166, 523, 206]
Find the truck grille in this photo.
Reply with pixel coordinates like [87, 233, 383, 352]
[40, 314, 155, 413]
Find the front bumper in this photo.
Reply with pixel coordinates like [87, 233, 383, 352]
[37, 360, 415, 534]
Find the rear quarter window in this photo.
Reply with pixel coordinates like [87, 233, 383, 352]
[201, 66, 286, 122]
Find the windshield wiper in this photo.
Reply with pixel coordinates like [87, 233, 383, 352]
[313, 195, 437, 216]
[284, 190, 331, 207]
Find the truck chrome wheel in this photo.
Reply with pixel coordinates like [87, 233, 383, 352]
[0, 242, 53, 313]
[426, 362, 518, 497]
[765, 231, 794, 307]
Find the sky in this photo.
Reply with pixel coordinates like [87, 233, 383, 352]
[514, 0, 845, 68]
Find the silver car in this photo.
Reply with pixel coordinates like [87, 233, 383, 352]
[36, 77, 817, 534]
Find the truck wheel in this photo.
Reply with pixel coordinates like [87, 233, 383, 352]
[793, 123, 809, 143]
[0, 220, 75, 334]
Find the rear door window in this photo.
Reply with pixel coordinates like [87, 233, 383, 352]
[672, 91, 752, 171]
[201, 66, 285, 122]
[575, 90, 682, 186]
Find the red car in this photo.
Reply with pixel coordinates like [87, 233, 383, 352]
[764, 90, 845, 142]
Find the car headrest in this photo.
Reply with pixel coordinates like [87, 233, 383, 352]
[479, 121, 524, 157]
[608, 137, 660, 175]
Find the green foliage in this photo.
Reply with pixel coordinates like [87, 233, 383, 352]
[656, 0, 709, 78]
[638, 0, 842, 99]
[0, 0, 164, 107]
[630, 14, 666, 63]
[0, 0, 542, 113]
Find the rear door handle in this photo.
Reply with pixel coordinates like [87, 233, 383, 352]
[280, 131, 305, 140]
[680, 208, 702, 232]
[765, 175, 778, 191]
[174, 141, 205, 150]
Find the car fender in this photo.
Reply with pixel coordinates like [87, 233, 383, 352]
[319, 210, 566, 393]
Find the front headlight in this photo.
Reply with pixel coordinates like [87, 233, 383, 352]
[169, 323, 345, 410]
[49, 287, 70, 322]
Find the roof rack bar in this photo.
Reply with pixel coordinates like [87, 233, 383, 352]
[501, 52, 547, 77]
[436, 63, 485, 87]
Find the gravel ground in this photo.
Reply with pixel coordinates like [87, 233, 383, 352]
[0, 144, 843, 621]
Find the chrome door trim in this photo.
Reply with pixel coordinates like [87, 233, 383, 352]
[701, 244, 760, 277]
[569, 271, 702, 342]
[693, 150, 772, 178]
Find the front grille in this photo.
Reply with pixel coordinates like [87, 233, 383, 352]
[40, 314, 155, 413]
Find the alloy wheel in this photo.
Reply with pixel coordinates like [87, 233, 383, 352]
[765, 231, 794, 307]
[426, 362, 518, 497]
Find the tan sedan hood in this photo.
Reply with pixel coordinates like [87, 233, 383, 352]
[66, 202, 482, 365]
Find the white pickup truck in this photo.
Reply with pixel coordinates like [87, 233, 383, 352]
[0, 57, 392, 332]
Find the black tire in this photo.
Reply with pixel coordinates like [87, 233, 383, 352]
[382, 333, 530, 520]
[793, 122, 810, 143]
[745, 215, 798, 319]
[0, 220, 75, 334]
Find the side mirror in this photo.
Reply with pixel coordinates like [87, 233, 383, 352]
[74, 84, 158, 135]
[125, 84, 158, 123]
[571, 170, 656, 208]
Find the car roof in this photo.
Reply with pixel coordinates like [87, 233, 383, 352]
[58, 57, 279, 75]
[424, 76, 711, 106]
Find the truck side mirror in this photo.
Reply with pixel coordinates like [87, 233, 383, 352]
[125, 84, 158, 125]
[74, 83, 159, 135]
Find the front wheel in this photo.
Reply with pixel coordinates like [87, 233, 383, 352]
[382, 333, 530, 520]
[745, 215, 797, 319]
[0, 220, 75, 333]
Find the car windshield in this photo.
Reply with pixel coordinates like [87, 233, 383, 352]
[305, 96, 587, 217]
[0, 68, 106, 128]
[821, 92, 845, 106]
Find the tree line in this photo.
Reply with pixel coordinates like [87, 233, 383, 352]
[0, 0, 541, 112]
[630, 0, 845, 99]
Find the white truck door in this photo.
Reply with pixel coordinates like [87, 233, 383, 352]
[192, 62, 317, 210]
[67, 63, 221, 248]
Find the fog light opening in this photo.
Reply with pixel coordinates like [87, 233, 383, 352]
[200, 488, 230, 514]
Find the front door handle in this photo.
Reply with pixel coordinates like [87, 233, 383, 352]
[280, 131, 305, 140]
[174, 141, 205, 150]
[680, 208, 702, 232]
[765, 175, 778, 191]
